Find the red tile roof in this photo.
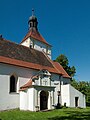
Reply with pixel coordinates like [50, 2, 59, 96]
[0, 38, 53, 67]
[20, 74, 39, 91]
[20, 79, 32, 91]
[21, 28, 51, 46]
[53, 62, 71, 78]
[0, 56, 61, 74]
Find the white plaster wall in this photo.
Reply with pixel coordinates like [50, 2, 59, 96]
[30, 38, 51, 59]
[51, 74, 61, 105]
[0, 73, 19, 110]
[20, 90, 28, 110]
[34, 79, 39, 85]
[54, 85, 60, 105]
[34, 89, 38, 108]
[28, 88, 34, 111]
[69, 85, 86, 108]
[0, 63, 37, 110]
[0, 68, 19, 110]
[61, 84, 86, 108]
[48, 91, 51, 109]
[50, 74, 71, 106]
[21, 38, 30, 47]
[34, 39, 47, 52]
[61, 84, 70, 106]
[21, 37, 52, 59]
[20, 88, 34, 111]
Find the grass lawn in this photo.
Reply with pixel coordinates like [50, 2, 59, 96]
[0, 107, 90, 120]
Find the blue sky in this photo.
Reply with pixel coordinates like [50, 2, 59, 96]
[0, 0, 90, 81]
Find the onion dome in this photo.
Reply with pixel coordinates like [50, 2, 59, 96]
[28, 9, 38, 30]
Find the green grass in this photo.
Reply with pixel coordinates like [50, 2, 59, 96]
[0, 107, 90, 120]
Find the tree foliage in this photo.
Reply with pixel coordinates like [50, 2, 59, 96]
[54, 54, 76, 77]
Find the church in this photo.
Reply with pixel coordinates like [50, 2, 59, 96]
[0, 11, 86, 111]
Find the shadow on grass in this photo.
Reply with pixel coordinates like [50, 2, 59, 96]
[48, 110, 90, 120]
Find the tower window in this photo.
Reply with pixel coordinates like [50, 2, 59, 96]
[10, 75, 17, 93]
[30, 44, 32, 48]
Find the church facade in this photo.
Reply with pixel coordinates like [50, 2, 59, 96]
[0, 12, 86, 111]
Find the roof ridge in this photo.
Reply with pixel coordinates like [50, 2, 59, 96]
[0, 38, 18, 45]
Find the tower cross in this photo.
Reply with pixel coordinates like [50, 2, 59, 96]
[32, 9, 34, 16]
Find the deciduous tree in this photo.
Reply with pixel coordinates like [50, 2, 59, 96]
[54, 54, 76, 77]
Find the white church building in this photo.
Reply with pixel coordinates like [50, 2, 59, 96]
[0, 11, 86, 111]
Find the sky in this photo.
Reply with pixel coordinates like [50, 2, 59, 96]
[0, 0, 90, 82]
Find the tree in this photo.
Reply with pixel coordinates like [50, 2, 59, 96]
[54, 54, 76, 77]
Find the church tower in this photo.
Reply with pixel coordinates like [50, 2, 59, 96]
[20, 10, 52, 59]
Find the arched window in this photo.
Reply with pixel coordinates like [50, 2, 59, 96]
[10, 75, 17, 93]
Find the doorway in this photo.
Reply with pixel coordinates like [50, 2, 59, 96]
[40, 91, 49, 110]
[75, 97, 79, 107]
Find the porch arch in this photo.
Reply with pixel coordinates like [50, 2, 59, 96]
[40, 90, 49, 110]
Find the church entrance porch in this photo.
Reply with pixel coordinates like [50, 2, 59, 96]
[20, 85, 55, 111]
[40, 91, 49, 110]
[35, 85, 55, 111]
